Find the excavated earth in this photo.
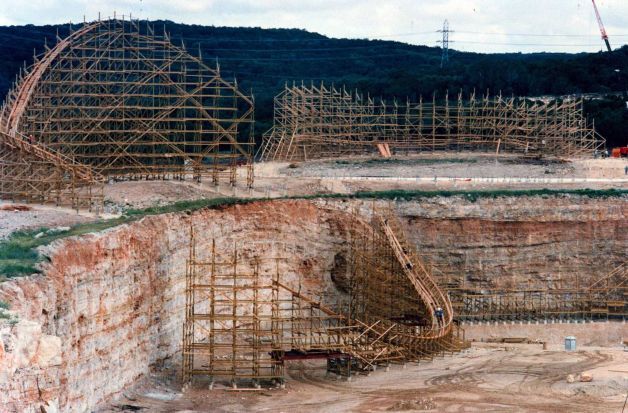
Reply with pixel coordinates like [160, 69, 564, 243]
[0, 195, 626, 412]
[97, 343, 628, 413]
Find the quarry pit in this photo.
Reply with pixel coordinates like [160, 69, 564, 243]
[0, 14, 626, 413]
[0, 187, 626, 412]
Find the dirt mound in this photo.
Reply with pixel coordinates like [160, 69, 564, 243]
[388, 398, 436, 411]
[0, 204, 31, 211]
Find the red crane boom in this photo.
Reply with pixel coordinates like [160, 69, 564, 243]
[591, 0, 612, 52]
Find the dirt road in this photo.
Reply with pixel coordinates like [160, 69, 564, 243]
[98, 343, 628, 412]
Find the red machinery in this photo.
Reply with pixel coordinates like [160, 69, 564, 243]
[592, 0, 612, 52]
[610, 147, 628, 158]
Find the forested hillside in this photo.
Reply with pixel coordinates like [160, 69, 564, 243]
[0, 21, 626, 148]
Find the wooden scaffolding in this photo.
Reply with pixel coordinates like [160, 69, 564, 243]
[182, 235, 361, 387]
[441, 263, 627, 322]
[259, 83, 605, 161]
[182, 238, 284, 386]
[0, 17, 254, 208]
[0, 129, 103, 211]
[182, 210, 468, 387]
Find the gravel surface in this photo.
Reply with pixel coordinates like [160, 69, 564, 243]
[0, 203, 95, 239]
[282, 155, 571, 178]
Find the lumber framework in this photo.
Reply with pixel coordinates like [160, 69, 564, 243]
[259, 83, 605, 161]
[439, 263, 627, 322]
[0, 17, 254, 209]
[0, 129, 103, 211]
[182, 210, 467, 387]
[181, 205, 625, 388]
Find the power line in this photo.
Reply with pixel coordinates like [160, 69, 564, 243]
[177, 29, 628, 52]
[198, 45, 392, 52]
[162, 30, 628, 44]
[209, 48, 438, 62]
[173, 37, 352, 43]
[207, 40, 626, 61]
[454, 30, 628, 38]
[209, 52, 420, 62]
[208, 38, 624, 59]
[368, 30, 438, 38]
[454, 40, 610, 46]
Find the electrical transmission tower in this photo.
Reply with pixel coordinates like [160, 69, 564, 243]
[438, 20, 450, 68]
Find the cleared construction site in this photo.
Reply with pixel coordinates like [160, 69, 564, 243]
[0, 16, 626, 413]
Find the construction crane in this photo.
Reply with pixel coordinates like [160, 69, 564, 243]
[591, 1, 627, 109]
[591, 0, 612, 52]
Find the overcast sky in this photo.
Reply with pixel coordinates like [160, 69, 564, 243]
[1, 0, 627, 53]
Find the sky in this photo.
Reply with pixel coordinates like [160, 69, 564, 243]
[0, 0, 627, 53]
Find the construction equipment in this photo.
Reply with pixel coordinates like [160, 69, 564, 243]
[610, 147, 628, 158]
[591, 2, 628, 113]
[592, 0, 611, 52]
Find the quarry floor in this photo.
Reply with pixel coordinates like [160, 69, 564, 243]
[2, 154, 626, 232]
[99, 342, 628, 413]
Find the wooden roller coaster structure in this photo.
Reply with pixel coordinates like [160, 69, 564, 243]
[441, 263, 627, 322]
[182, 208, 467, 387]
[182, 201, 625, 388]
[0, 17, 255, 210]
[258, 83, 605, 162]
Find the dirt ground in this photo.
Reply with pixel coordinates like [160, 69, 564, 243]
[104, 154, 628, 210]
[98, 343, 628, 413]
[103, 180, 224, 211]
[0, 155, 625, 238]
[0, 203, 101, 239]
[262, 154, 628, 180]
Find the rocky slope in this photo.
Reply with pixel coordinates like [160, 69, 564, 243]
[396, 195, 627, 288]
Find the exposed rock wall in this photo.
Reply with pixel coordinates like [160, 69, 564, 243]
[393, 196, 627, 288]
[0, 201, 350, 412]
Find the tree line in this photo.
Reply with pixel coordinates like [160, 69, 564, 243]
[0, 21, 625, 148]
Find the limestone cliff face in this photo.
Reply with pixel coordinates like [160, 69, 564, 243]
[0, 200, 350, 413]
[394, 196, 627, 288]
[0, 196, 625, 412]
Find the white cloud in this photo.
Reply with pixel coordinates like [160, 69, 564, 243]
[0, 0, 626, 53]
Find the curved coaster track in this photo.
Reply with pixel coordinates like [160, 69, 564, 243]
[182, 209, 468, 387]
[0, 18, 255, 209]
